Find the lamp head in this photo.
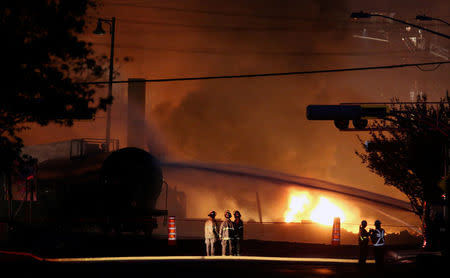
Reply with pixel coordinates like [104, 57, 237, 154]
[93, 19, 106, 35]
[351, 11, 371, 19]
[416, 15, 433, 21]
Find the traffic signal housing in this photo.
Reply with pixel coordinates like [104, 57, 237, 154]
[306, 104, 389, 130]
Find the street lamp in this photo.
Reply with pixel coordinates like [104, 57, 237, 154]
[94, 17, 116, 152]
[351, 11, 450, 39]
[416, 15, 450, 26]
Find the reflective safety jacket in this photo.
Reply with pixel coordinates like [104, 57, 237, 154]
[234, 218, 244, 240]
[371, 228, 385, 247]
[204, 219, 219, 240]
[358, 226, 369, 246]
[219, 219, 235, 240]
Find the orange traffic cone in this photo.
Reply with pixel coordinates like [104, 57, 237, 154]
[168, 216, 176, 246]
[331, 217, 340, 246]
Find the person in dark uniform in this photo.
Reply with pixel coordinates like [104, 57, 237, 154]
[358, 220, 370, 265]
[233, 210, 244, 256]
[370, 220, 385, 270]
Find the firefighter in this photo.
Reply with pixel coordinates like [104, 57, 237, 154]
[219, 210, 235, 256]
[358, 220, 370, 265]
[233, 210, 244, 256]
[370, 220, 385, 269]
[204, 210, 219, 256]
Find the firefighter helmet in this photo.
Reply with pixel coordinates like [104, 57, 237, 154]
[208, 210, 216, 218]
[234, 210, 241, 218]
[374, 220, 381, 226]
[224, 210, 232, 219]
[361, 220, 367, 227]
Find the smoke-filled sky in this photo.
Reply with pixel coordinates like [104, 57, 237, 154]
[20, 0, 449, 204]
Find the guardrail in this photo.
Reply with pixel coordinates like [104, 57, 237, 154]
[70, 138, 119, 158]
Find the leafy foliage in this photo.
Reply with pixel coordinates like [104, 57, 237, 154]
[0, 0, 108, 170]
[356, 95, 448, 217]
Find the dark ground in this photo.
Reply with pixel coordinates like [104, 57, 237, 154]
[0, 235, 446, 277]
[0, 232, 422, 258]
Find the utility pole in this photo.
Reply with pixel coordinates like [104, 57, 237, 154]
[94, 17, 116, 152]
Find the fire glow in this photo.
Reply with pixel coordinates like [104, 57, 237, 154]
[284, 190, 349, 228]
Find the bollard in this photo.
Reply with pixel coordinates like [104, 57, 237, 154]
[331, 217, 340, 246]
[168, 216, 176, 246]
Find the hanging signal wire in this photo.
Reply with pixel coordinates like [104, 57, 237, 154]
[107, 2, 329, 21]
[80, 61, 450, 85]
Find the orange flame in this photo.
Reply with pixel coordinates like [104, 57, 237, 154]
[310, 196, 345, 225]
[284, 190, 356, 232]
[284, 192, 311, 223]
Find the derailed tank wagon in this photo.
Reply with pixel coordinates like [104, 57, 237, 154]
[1, 142, 167, 246]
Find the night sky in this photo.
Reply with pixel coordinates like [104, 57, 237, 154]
[19, 0, 450, 203]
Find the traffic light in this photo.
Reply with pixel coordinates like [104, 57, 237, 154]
[306, 105, 361, 120]
[306, 104, 389, 130]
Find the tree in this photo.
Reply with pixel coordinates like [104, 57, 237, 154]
[0, 0, 109, 172]
[356, 95, 448, 250]
[356, 95, 448, 217]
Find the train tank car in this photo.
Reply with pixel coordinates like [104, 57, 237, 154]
[100, 147, 166, 233]
[4, 146, 167, 246]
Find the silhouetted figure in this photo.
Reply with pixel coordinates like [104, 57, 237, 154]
[233, 210, 244, 256]
[358, 220, 370, 265]
[204, 210, 219, 256]
[370, 220, 385, 270]
[219, 210, 235, 256]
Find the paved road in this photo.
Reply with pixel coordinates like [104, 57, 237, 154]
[0, 252, 421, 277]
[0, 237, 445, 277]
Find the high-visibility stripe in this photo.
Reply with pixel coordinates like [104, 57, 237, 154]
[168, 216, 177, 245]
[373, 230, 385, 246]
[0, 251, 377, 264]
[331, 217, 340, 246]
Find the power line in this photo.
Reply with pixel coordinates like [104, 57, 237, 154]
[86, 16, 404, 35]
[106, 2, 331, 21]
[88, 14, 447, 35]
[92, 42, 426, 57]
[119, 18, 299, 31]
[117, 17, 422, 32]
[107, 2, 450, 31]
[108, 1, 450, 29]
[81, 61, 449, 85]
[87, 14, 410, 29]
[117, 18, 369, 33]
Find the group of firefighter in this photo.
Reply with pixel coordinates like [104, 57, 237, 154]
[204, 211, 386, 266]
[358, 219, 385, 268]
[204, 210, 244, 256]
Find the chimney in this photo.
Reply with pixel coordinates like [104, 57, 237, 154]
[127, 78, 146, 148]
